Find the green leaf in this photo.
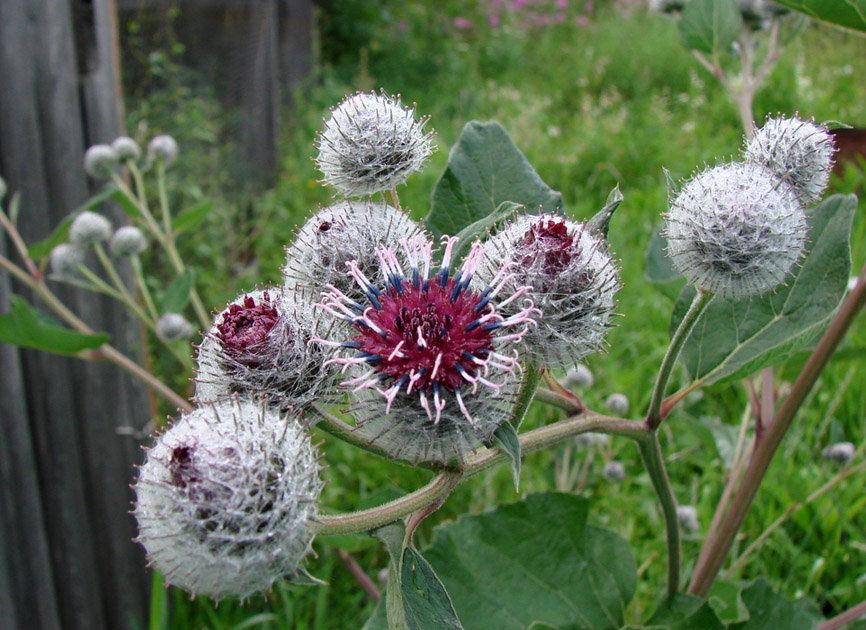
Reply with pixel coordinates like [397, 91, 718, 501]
[452, 201, 522, 263]
[173, 199, 213, 234]
[425, 121, 564, 239]
[727, 579, 824, 630]
[370, 522, 408, 630]
[490, 422, 521, 492]
[678, 0, 742, 55]
[0, 295, 109, 355]
[772, 0, 866, 33]
[8, 191, 22, 225]
[421, 492, 637, 630]
[688, 417, 741, 469]
[113, 188, 141, 219]
[586, 186, 623, 240]
[644, 594, 725, 630]
[645, 225, 680, 284]
[671, 194, 855, 387]
[401, 548, 464, 630]
[158, 269, 194, 314]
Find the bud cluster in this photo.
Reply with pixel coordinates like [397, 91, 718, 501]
[664, 116, 833, 300]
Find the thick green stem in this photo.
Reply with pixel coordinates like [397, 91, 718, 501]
[688, 259, 866, 597]
[648, 289, 713, 429]
[130, 255, 159, 321]
[316, 410, 648, 535]
[638, 436, 681, 597]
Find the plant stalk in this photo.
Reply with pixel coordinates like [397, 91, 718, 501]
[688, 260, 866, 597]
[648, 289, 713, 429]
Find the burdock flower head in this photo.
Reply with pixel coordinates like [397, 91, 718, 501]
[283, 200, 425, 309]
[314, 234, 539, 465]
[665, 162, 807, 300]
[315, 90, 435, 197]
[743, 115, 835, 205]
[194, 287, 331, 412]
[133, 397, 323, 600]
[476, 213, 621, 370]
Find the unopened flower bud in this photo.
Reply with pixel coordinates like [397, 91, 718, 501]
[562, 364, 594, 389]
[156, 313, 194, 342]
[477, 213, 621, 369]
[111, 136, 142, 162]
[83, 144, 119, 178]
[109, 226, 148, 256]
[743, 116, 835, 205]
[283, 200, 424, 312]
[69, 211, 113, 246]
[194, 288, 331, 411]
[593, 433, 610, 447]
[677, 505, 700, 532]
[823, 441, 855, 464]
[147, 135, 179, 166]
[665, 162, 807, 300]
[602, 460, 625, 482]
[49, 243, 85, 278]
[133, 397, 323, 600]
[604, 393, 630, 416]
[0, 175, 7, 200]
[315, 90, 435, 197]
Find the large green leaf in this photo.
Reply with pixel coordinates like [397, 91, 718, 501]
[639, 594, 726, 630]
[727, 579, 823, 630]
[0, 295, 109, 355]
[173, 199, 213, 234]
[420, 493, 636, 630]
[671, 194, 855, 386]
[772, 0, 866, 33]
[401, 548, 463, 630]
[424, 121, 564, 239]
[158, 269, 194, 314]
[678, 0, 742, 55]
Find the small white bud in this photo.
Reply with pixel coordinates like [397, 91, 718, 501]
[49, 243, 85, 278]
[593, 433, 610, 448]
[744, 116, 835, 206]
[315, 91, 435, 197]
[83, 144, 119, 178]
[147, 135, 179, 166]
[602, 460, 625, 482]
[562, 364, 594, 389]
[69, 211, 113, 246]
[156, 313, 194, 342]
[0, 174, 7, 200]
[109, 226, 148, 256]
[677, 505, 700, 532]
[823, 441, 855, 464]
[111, 136, 142, 162]
[377, 568, 389, 585]
[665, 162, 807, 300]
[604, 393, 630, 416]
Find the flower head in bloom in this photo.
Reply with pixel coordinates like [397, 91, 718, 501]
[133, 397, 323, 600]
[283, 201, 424, 311]
[743, 115, 835, 205]
[315, 91, 435, 197]
[49, 243, 85, 279]
[314, 234, 539, 465]
[110, 226, 148, 256]
[83, 144, 118, 178]
[69, 211, 113, 246]
[111, 136, 142, 162]
[195, 288, 331, 412]
[147, 135, 180, 166]
[156, 313, 194, 342]
[665, 162, 807, 300]
[476, 213, 621, 370]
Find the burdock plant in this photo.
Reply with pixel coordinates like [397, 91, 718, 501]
[1, 67, 863, 628]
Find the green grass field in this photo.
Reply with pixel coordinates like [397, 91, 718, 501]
[130, 3, 866, 627]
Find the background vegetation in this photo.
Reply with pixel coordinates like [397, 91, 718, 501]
[122, 2, 866, 627]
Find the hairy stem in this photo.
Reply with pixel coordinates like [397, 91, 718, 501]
[648, 289, 713, 429]
[316, 410, 648, 535]
[815, 600, 866, 630]
[688, 260, 866, 597]
[638, 436, 681, 597]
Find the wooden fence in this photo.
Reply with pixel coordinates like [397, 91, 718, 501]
[0, 0, 312, 628]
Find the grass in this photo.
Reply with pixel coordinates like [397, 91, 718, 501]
[126, 3, 866, 628]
